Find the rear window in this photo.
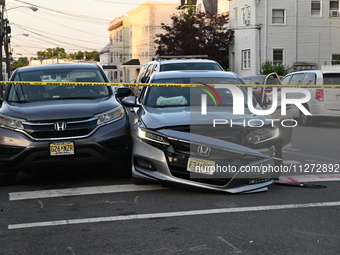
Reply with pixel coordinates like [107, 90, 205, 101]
[160, 63, 223, 71]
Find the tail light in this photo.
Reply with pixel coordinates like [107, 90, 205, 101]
[315, 89, 324, 102]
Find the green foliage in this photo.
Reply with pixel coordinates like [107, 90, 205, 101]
[12, 57, 29, 71]
[260, 60, 291, 76]
[36, 48, 99, 62]
[155, 8, 234, 70]
[332, 55, 340, 65]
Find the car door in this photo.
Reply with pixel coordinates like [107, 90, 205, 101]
[322, 73, 340, 111]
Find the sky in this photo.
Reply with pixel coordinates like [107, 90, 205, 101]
[5, 0, 179, 59]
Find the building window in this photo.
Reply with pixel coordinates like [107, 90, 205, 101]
[311, 1, 321, 16]
[332, 54, 340, 64]
[330, 1, 340, 16]
[273, 49, 283, 64]
[242, 50, 251, 69]
[272, 9, 285, 24]
[330, 1, 339, 10]
[242, 6, 251, 26]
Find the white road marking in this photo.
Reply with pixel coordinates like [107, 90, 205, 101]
[8, 201, 340, 230]
[9, 184, 168, 201]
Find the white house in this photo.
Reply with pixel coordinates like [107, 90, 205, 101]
[228, 0, 340, 75]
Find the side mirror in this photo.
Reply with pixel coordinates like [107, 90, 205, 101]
[121, 96, 140, 107]
[140, 76, 149, 83]
[116, 87, 132, 98]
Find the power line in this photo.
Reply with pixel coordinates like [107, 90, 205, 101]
[13, 0, 110, 24]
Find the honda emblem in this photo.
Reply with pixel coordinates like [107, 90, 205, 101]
[197, 145, 211, 157]
[54, 121, 67, 131]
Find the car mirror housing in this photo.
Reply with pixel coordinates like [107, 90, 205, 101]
[116, 87, 132, 98]
[121, 96, 140, 107]
[140, 76, 149, 83]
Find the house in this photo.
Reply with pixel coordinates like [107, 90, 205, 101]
[228, 0, 340, 75]
[101, 2, 178, 83]
[105, 16, 130, 82]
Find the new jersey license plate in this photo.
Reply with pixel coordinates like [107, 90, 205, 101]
[187, 157, 215, 175]
[50, 141, 74, 156]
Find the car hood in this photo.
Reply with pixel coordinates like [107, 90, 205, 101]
[2, 97, 120, 121]
[140, 106, 270, 129]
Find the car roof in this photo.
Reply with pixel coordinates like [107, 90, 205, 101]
[15, 63, 101, 72]
[286, 70, 340, 75]
[144, 59, 220, 65]
[149, 70, 239, 79]
[159, 59, 219, 64]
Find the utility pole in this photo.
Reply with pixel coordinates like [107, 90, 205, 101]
[4, 18, 11, 81]
[0, 0, 5, 97]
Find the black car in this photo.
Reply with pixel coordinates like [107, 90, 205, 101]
[0, 63, 132, 185]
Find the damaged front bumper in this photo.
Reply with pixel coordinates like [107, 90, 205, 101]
[132, 128, 279, 194]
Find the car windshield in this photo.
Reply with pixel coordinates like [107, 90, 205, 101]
[8, 68, 110, 102]
[145, 77, 247, 107]
[160, 63, 223, 71]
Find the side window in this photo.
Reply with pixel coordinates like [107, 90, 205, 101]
[144, 64, 154, 77]
[290, 73, 305, 85]
[302, 73, 316, 85]
[281, 75, 292, 85]
[149, 64, 158, 76]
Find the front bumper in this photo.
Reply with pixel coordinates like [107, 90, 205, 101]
[131, 136, 277, 194]
[0, 118, 131, 174]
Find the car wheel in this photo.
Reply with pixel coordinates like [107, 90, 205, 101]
[0, 174, 16, 186]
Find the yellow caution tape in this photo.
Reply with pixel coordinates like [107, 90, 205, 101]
[1, 80, 340, 88]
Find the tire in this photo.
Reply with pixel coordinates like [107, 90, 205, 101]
[0, 174, 16, 186]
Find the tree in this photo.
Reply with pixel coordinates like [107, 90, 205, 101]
[155, 7, 234, 69]
[36, 49, 99, 62]
[12, 57, 29, 71]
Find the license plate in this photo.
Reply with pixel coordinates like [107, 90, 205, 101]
[187, 158, 215, 175]
[50, 141, 74, 156]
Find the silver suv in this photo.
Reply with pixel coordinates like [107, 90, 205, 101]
[136, 56, 224, 83]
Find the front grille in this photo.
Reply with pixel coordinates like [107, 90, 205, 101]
[23, 118, 98, 139]
[165, 150, 236, 187]
[0, 146, 25, 159]
[170, 125, 248, 144]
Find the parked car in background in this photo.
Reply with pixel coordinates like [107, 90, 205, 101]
[281, 70, 340, 125]
[135, 56, 224, 84]
[0, 63, 132, 185]
[122, 70, 292, 194]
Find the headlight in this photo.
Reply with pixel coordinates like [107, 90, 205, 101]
[96, 106, 125, 125]
[246, 127, 279, 144]
[0, 114, 25, 130]
[137, 127, 170, 146]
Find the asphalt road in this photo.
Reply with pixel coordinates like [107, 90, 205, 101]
[1, 122, 340, 255]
